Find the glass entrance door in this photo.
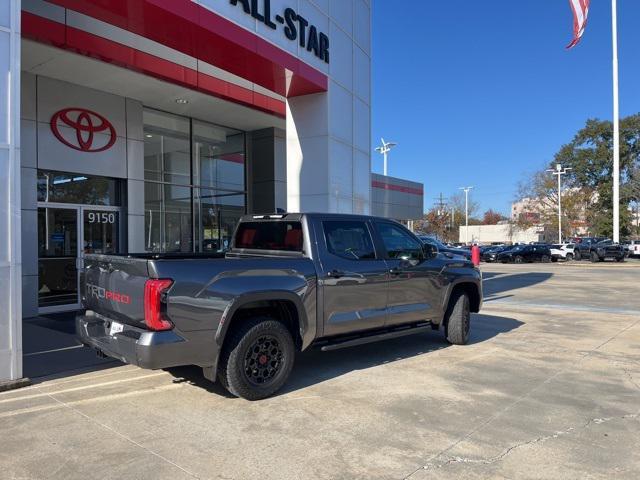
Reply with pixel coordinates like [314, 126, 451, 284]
[82, 209, 120, 255]
[38, 206, 80, 308]
[38, 205, 123, 311]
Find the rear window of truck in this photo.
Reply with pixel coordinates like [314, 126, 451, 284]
[235, 221, 303, 252]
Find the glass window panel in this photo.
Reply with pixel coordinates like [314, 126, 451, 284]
[377, 222, 424, 261]
[38, 207, 78, 307]
[37, 170, 121, 206]
[143, 109, 190, 185]
[144, 182, 162, 252]
[143, 183, 193, 253]
[164, 185, 192, 253]
[83, 210, 119, 254]
[193, 120, 245, 192]
[323, 221, 376, 260]
[235, 221, 303, 252]
[197, 189, 245, 252]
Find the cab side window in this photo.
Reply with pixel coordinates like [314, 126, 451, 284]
[323, 221, 376, 261]
[376, 222, 423, 261]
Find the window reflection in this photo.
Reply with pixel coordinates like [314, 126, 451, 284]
[142, 109, 246, 253]
[197, 189, 245, 252]
[37, 171, 121, 206]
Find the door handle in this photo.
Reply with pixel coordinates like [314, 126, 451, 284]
[327, 269, 345, 278]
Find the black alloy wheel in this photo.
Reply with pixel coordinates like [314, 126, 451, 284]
[218, 317, 295, 401]
[541, 255, 551, 263]
[243, 335, 284, 386]
[514, 255, 524, 264]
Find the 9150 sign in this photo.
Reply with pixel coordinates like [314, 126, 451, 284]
[230, 0, 330, 64]
[87, 212, 116, 224]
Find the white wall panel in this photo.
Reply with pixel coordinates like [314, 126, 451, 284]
[329, 138, 353, 198]
[354, 0, 371, 55]
[329, 0, 353, 35]
[328, 81, 353, 145]
[353, 96, 369, 153]
[353, 45, 370, 104]
[328, 22, 353, 90]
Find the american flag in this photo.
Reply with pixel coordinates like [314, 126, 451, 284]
[567, 0, 590, 49]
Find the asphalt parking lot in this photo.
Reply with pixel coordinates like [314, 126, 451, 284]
[2, 260, 639, 479]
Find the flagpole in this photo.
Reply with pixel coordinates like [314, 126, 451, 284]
[612, 0, 620, 243]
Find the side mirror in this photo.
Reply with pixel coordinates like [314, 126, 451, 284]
[422, 243, 438, 259]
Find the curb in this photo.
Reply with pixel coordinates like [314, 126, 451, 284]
[0, 377, 32, 393]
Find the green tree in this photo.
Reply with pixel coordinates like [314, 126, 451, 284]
[516, 114, 640, 238]
[555, 114, 640, 237]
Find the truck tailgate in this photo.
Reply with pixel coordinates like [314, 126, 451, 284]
[81, 254, 151, 328]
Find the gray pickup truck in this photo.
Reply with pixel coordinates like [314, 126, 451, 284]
[77, 213, 482, 400]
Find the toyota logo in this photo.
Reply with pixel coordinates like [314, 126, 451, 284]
[50, 108, 116, 153]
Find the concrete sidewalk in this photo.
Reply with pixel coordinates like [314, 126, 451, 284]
[2, 263, 639, 479]
[23, 313, 120, 379]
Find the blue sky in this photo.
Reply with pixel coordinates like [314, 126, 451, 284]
[371, 0, 640, 216]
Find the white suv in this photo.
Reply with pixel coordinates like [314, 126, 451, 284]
[626, 240, 640, 258]
[550, 243, 576, 261]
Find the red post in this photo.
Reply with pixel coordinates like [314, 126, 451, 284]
[471, 244, 481, 266]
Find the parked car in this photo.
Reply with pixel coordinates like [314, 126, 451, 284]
[572, 237, 606, 260]
[496, 244, 552, 263]
[481, 245, 509, 263]
[550, 243, 576, 262]
[77, 213, 482, 400]
[418, 236, 472, 260]
[623, 240, 640, 258]
[587, 239, 625, 263]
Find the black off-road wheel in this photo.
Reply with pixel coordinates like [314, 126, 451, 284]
[565, 253, 574, 262]
[541, 255, 551, 263]
[575, 250, 582, 261]
[514, 255, 524, 264]
[218, 317, 295, 401]
[616, 256, 625, 263]
[590, 251, 600, 263]
[444, 291, 471, 345]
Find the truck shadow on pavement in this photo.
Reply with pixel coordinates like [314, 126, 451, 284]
[482, 271, 553, 302]
[167, 313, 523, 398]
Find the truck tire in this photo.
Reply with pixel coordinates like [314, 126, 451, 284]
[590, 251, 600, 263]
[218, 317, 295, 401]
[444, 291, 471, 345]
[566, 253, 574, 261]
[575, 250, 582, 261]
[616, 256, 625, 263]
[514, 255, 524, 264]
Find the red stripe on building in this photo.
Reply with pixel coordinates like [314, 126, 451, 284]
[22, 11, 286, 118]
[372, 181, 423, 196]
[43, 0, 328, 98]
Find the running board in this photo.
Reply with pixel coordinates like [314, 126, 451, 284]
[319, 323, 433, 352]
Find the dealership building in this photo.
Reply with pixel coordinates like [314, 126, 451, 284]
[0, 0, 424, 386]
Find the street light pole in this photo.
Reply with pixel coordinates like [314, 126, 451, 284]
[375, 138, 398, 177]
[547, 164, 572, 244]
[459, 186, 473, 244]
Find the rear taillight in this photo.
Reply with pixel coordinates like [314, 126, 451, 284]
[144, 279, 173, 331]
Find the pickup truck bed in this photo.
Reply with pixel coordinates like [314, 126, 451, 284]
[77, 213, 482, 400]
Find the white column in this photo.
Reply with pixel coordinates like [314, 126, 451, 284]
[286, 0, 371, 215]
[0, 0, 23, 383]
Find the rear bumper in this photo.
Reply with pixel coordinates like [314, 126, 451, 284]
[76, 312, 211, 370]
